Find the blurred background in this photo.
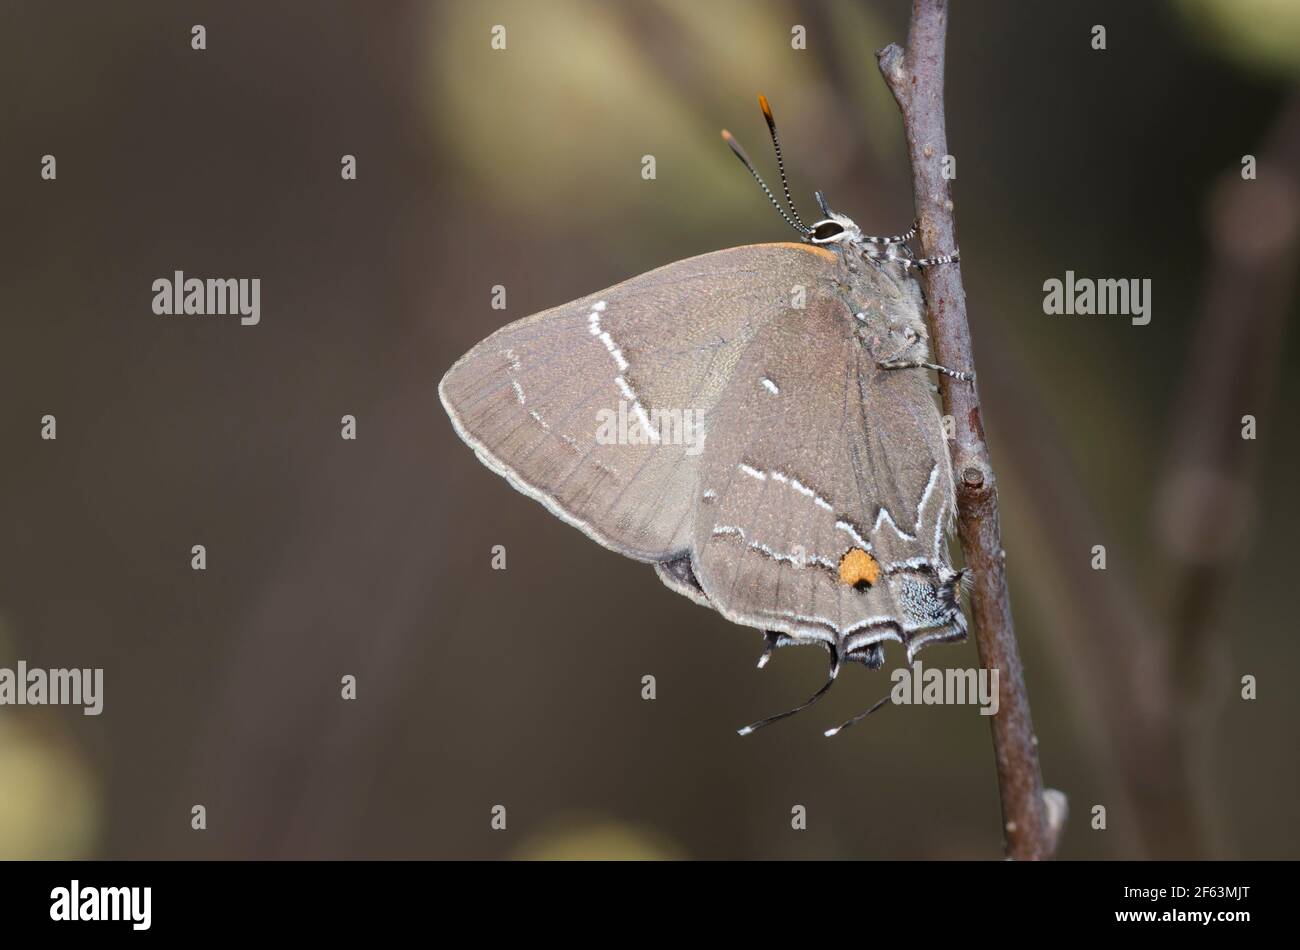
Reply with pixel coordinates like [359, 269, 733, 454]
[1, 0, 1297, 860]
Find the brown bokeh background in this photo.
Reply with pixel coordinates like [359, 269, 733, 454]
[1, 0, 1297, 859]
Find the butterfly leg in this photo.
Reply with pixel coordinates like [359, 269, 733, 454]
[879, 358, 974, 382]
[902, 249, 960, 269]
[756, 631, 781, 669]
[859, 220, 918, 245]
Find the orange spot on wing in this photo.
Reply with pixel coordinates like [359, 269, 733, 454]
[768, 242, 837, 262]
[838, 549, 881, 589]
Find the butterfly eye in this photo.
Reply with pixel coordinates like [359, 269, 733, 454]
[810, 221, 845, 243]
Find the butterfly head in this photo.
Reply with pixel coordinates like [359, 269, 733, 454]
[723, 98, 940, 273]
[722, 98, 874, 247]
[808, 209, 865, 248]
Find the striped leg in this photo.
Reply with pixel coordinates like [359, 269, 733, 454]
[901, 249, 960, 269]
[879, 358, 974, 382]
[860, 220, 918, 245]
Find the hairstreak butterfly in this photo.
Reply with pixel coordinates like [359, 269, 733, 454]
[440, 96, 972, 735]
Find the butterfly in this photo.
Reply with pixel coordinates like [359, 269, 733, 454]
[440, 96, 971, 735]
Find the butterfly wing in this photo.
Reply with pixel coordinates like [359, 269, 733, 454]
[687, 283, 963, 660]
[439, 243, 841, 561]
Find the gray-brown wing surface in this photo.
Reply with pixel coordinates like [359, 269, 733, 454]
[439, 243, 843, 561]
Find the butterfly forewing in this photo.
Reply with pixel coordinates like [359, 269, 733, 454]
[439, 243, 840, 561]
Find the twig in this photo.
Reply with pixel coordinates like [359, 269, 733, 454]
[877, 0, 1060, 860]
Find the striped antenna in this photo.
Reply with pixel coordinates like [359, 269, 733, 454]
[758, 95, 808, 230]
[721, 129, 811, 236]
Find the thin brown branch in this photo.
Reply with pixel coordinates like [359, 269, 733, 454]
[877, 0, 1060, 860]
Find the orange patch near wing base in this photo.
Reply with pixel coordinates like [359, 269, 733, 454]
[838, 548, 881, 589]
[767, 241, 837, 262]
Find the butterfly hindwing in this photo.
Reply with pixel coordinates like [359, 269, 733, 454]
[686, 275, 961, 658]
